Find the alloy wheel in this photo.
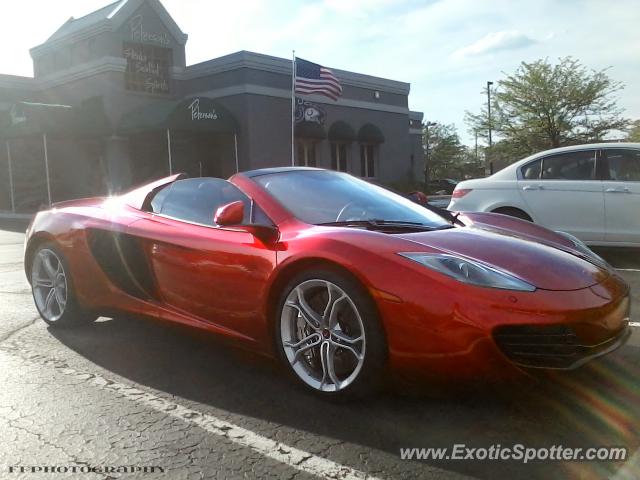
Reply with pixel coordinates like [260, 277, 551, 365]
[31, 248, 68, 322]
[280, 279, 366, 392]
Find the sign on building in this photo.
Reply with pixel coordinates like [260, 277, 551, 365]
[123, 42, 171, 95]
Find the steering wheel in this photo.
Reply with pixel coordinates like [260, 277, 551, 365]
[336, 202, 368, 222]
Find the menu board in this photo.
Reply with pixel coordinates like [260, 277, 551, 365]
[123, 42, 171, 95]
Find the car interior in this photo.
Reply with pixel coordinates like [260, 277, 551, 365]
[147, 178, 254, 226]
[607, 149, 640, 181]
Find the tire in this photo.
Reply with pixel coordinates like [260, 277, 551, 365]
[30, 242, 96, 328]
[492, 207, 533, 222]
[275, 267, 387, 398]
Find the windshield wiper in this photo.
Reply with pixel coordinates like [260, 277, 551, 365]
[420, 204, 463, 226]
[317, 220, 453, 231]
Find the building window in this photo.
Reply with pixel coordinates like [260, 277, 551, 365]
[296, 140, 316, 167]
[331, 143, 348, 172]
[360, 144, 376, 177]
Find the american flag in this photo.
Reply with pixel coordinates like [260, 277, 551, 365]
[295, 58, 342, 101]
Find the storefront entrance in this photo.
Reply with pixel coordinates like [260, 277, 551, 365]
[128, 130, 234, 184]
[120, 97, 240, 184]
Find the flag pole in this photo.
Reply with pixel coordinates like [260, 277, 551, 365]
[291, 50, 296, 167]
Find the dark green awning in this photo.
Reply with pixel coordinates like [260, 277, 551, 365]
[328, 121, 356, 142]
[0, 98, 110, 138]
[357, 123, 385, 144]
[118, 97, 239, 134]
[0, 102, 73, 138]
[295, 121, 326, 140]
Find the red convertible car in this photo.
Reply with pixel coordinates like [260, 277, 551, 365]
[25, 168, 631, 397]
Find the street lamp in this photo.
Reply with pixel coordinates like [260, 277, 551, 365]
[474, 129, 478, 162]
[424, 121, 437, 190]
[486, 80, 494, 175]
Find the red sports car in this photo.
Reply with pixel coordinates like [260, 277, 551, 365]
[25, 168, 631, 397]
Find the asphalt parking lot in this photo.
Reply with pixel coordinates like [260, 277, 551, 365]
[0, 219, 638, 480]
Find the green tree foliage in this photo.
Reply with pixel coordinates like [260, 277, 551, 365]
[466, 57, 628, 165]
[425, 123, 482, 180]
[628, 120, 640, 142]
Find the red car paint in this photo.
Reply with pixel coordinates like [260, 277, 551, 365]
[24, 170, 631, 382]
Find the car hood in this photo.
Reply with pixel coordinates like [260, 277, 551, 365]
[395, 226, 608, 291]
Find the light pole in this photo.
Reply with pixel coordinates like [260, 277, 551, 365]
[474, 129, 478, 162]
[486, 80, 494, 175]
[424, 121, 437, 190]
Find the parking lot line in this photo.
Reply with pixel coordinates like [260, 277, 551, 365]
[630, 322, 640, 328]
[0, 346, 385, 480]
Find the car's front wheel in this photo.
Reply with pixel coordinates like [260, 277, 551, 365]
[275, 268, 387, 398]
[30, 243, 96, 328]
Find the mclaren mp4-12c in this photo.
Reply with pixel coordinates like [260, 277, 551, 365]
[25, 168, 631, 397]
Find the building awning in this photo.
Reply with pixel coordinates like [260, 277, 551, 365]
[118, 97, 239, 135]
[357, 123, 385, 144]
[328, 121, 356, 142]
[295, 121, 326, 139]
[1, 102, 73, 138]
[0, 98, 110, 138]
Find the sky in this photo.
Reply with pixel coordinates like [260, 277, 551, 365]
[1, 0, 639, 144]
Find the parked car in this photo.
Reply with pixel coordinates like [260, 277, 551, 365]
[407, 190, 452, 210]
[428, 178, 458, 195]
[448, 143, 640, 246]
[25, 168, 630, 398]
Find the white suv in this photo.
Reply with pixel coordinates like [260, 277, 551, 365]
[448, 143, 640, 247]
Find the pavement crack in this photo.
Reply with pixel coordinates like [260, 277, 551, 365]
[0, 316, 38, 344]
[0, 411, 91, 467]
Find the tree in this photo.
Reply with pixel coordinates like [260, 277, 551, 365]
[628, 120, 640, 142]
[466, 57, 629, 162]
[424, 122, 467, 180]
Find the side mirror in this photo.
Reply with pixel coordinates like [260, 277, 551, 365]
[214, 201, 244, 226]
[214, 201, 280, 244]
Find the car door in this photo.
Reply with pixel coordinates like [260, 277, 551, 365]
[602, 147, 640, 245]
[517, 149, 605, 242]
[127, 178, 277, 341]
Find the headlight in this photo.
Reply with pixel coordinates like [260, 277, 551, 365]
[554, 231, 609, 269]
[399, 252, 536, 292]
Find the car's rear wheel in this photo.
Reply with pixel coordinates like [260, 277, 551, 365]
[30, 243, 96, 328]
[276, 268, 386, 398]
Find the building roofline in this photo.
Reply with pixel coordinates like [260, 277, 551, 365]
[182, 50, 410, 95]
[0, 74, 37, 90]
[30, 0, 187, 57]
[109, 0, 187, 43]
[409, 111, 423, 121]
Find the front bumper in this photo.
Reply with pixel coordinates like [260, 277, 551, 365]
[493, 317, 631, 370]
[374, 268, 631, 381]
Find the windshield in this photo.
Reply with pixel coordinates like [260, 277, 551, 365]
[254, 170, 450, 227]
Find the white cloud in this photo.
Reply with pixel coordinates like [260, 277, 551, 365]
[452, 30, 538, 58]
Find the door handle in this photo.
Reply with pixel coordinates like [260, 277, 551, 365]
[522, 185, 539, 191]
[605, 187, 630, 193]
